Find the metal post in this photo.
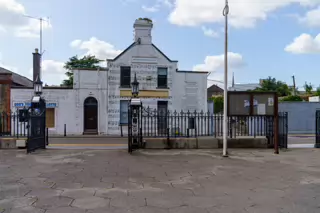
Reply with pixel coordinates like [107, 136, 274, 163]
[64, 124, 66, 137]
[274, 93, 279, 154]
[222, 0, 229, 157]
[315, 111, 320, 148]
[292, 75, 296, 96]
[166, 128, 170, 149]
[46, 128, 49, 145]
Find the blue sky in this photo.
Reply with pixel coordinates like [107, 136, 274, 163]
[0, 0, 320, 89]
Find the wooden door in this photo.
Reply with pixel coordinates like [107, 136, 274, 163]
[84, 97, 98, 132]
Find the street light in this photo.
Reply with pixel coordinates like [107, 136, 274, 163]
[131, 73, 139, 97]
[34, 75, 43, 96]
[222, 0, 229, 157]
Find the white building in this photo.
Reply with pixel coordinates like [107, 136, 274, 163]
[11, 18, 208, 136]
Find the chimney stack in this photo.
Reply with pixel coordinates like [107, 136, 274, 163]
[33, 48, 41, 82]
[133, 18, 153, 45]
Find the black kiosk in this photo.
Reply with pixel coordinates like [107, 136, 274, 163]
[27, 76, 46, 153]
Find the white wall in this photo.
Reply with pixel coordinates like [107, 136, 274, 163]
[73, 69, 108, 134]
[11, 88, 76, 135]
[11, 69, 109, 136]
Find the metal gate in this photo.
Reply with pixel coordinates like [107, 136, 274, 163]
[278, 112, 288, 149]
[315, 110, 320, 148]
[27, 98, 47, 153]
[266, 112, 288, 149]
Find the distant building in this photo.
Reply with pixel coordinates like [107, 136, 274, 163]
[0, 67, 33, 112]
[228, 83, 261, 91]
[228, 74, 263, 91]
[207, 84, 223, 97]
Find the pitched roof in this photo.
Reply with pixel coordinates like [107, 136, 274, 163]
[107, 42, 178, 62]
[0, 67, 33, 87]
[228, 83, 261, 91]
[207, 84, 223, 92]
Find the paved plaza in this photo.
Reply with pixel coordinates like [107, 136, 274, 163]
[1, 148, 320, 213]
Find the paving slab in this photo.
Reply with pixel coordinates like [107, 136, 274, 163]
[71, 196, 109, 209]
[1, 149, 320, 212]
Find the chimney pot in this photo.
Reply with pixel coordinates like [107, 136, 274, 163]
[35, 48, 39, 53]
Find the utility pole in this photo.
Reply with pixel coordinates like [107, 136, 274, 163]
[292, 75, 296, 96]
[222, 0, 229, 157]
[23, 15, 49, 79]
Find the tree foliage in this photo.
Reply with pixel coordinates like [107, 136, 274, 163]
[208, 96, 223, 114]
[61, 55, 101, 86]
[315, 86, 320, 96]
[303, 82, 313, 94]
[252, 76, 290, 97]
[280, 95, 303, 102]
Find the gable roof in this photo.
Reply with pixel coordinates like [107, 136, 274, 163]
[207, 84, 223, 92]
[107, 42, 178, 63]
[0, 67, 33, 87]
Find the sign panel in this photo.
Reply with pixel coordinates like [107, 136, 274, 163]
[13, 101, 58, 108]
[228, 91, 276, 116]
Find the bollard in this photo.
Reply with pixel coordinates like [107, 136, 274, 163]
[46, 128, 48, 145]
[64, 124, 66, 137]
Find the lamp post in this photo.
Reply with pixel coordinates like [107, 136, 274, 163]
[34, 76, 43, 96]
[128, 72, 142, 153]
[222, 0, 229, 157]
[131, 73, 139, 97]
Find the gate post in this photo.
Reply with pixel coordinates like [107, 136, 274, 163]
[315, 110, 320, 148]
[127, 73, 143, 153]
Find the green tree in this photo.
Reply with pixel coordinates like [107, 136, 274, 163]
[208, 96, 223, 114]
[280, 95, 303, 102]
[252, 76, 290, 97]
[61, 55, 101, 86]
[289, 86, 299, 95]
[303, 82, 313, 94]
[315, 86, 320, 96]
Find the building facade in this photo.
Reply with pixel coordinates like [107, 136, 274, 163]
[11, 19, 208, 136]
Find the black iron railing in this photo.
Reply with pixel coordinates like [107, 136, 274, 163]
[0, 111, 29, 138]
[141, 108, 288, 140]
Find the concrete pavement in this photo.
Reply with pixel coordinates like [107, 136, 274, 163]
[1, 149, 320, 212]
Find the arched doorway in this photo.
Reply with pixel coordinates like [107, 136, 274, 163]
[83, 97, 98, 134]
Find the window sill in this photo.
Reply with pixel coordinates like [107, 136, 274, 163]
[156, 87, 170, 90]
[119, 86, 131, 90]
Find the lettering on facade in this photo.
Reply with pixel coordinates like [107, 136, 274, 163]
[107, 62, 174, 134]
[108, 62, 173, 70]
[108, 95, 173, 99]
